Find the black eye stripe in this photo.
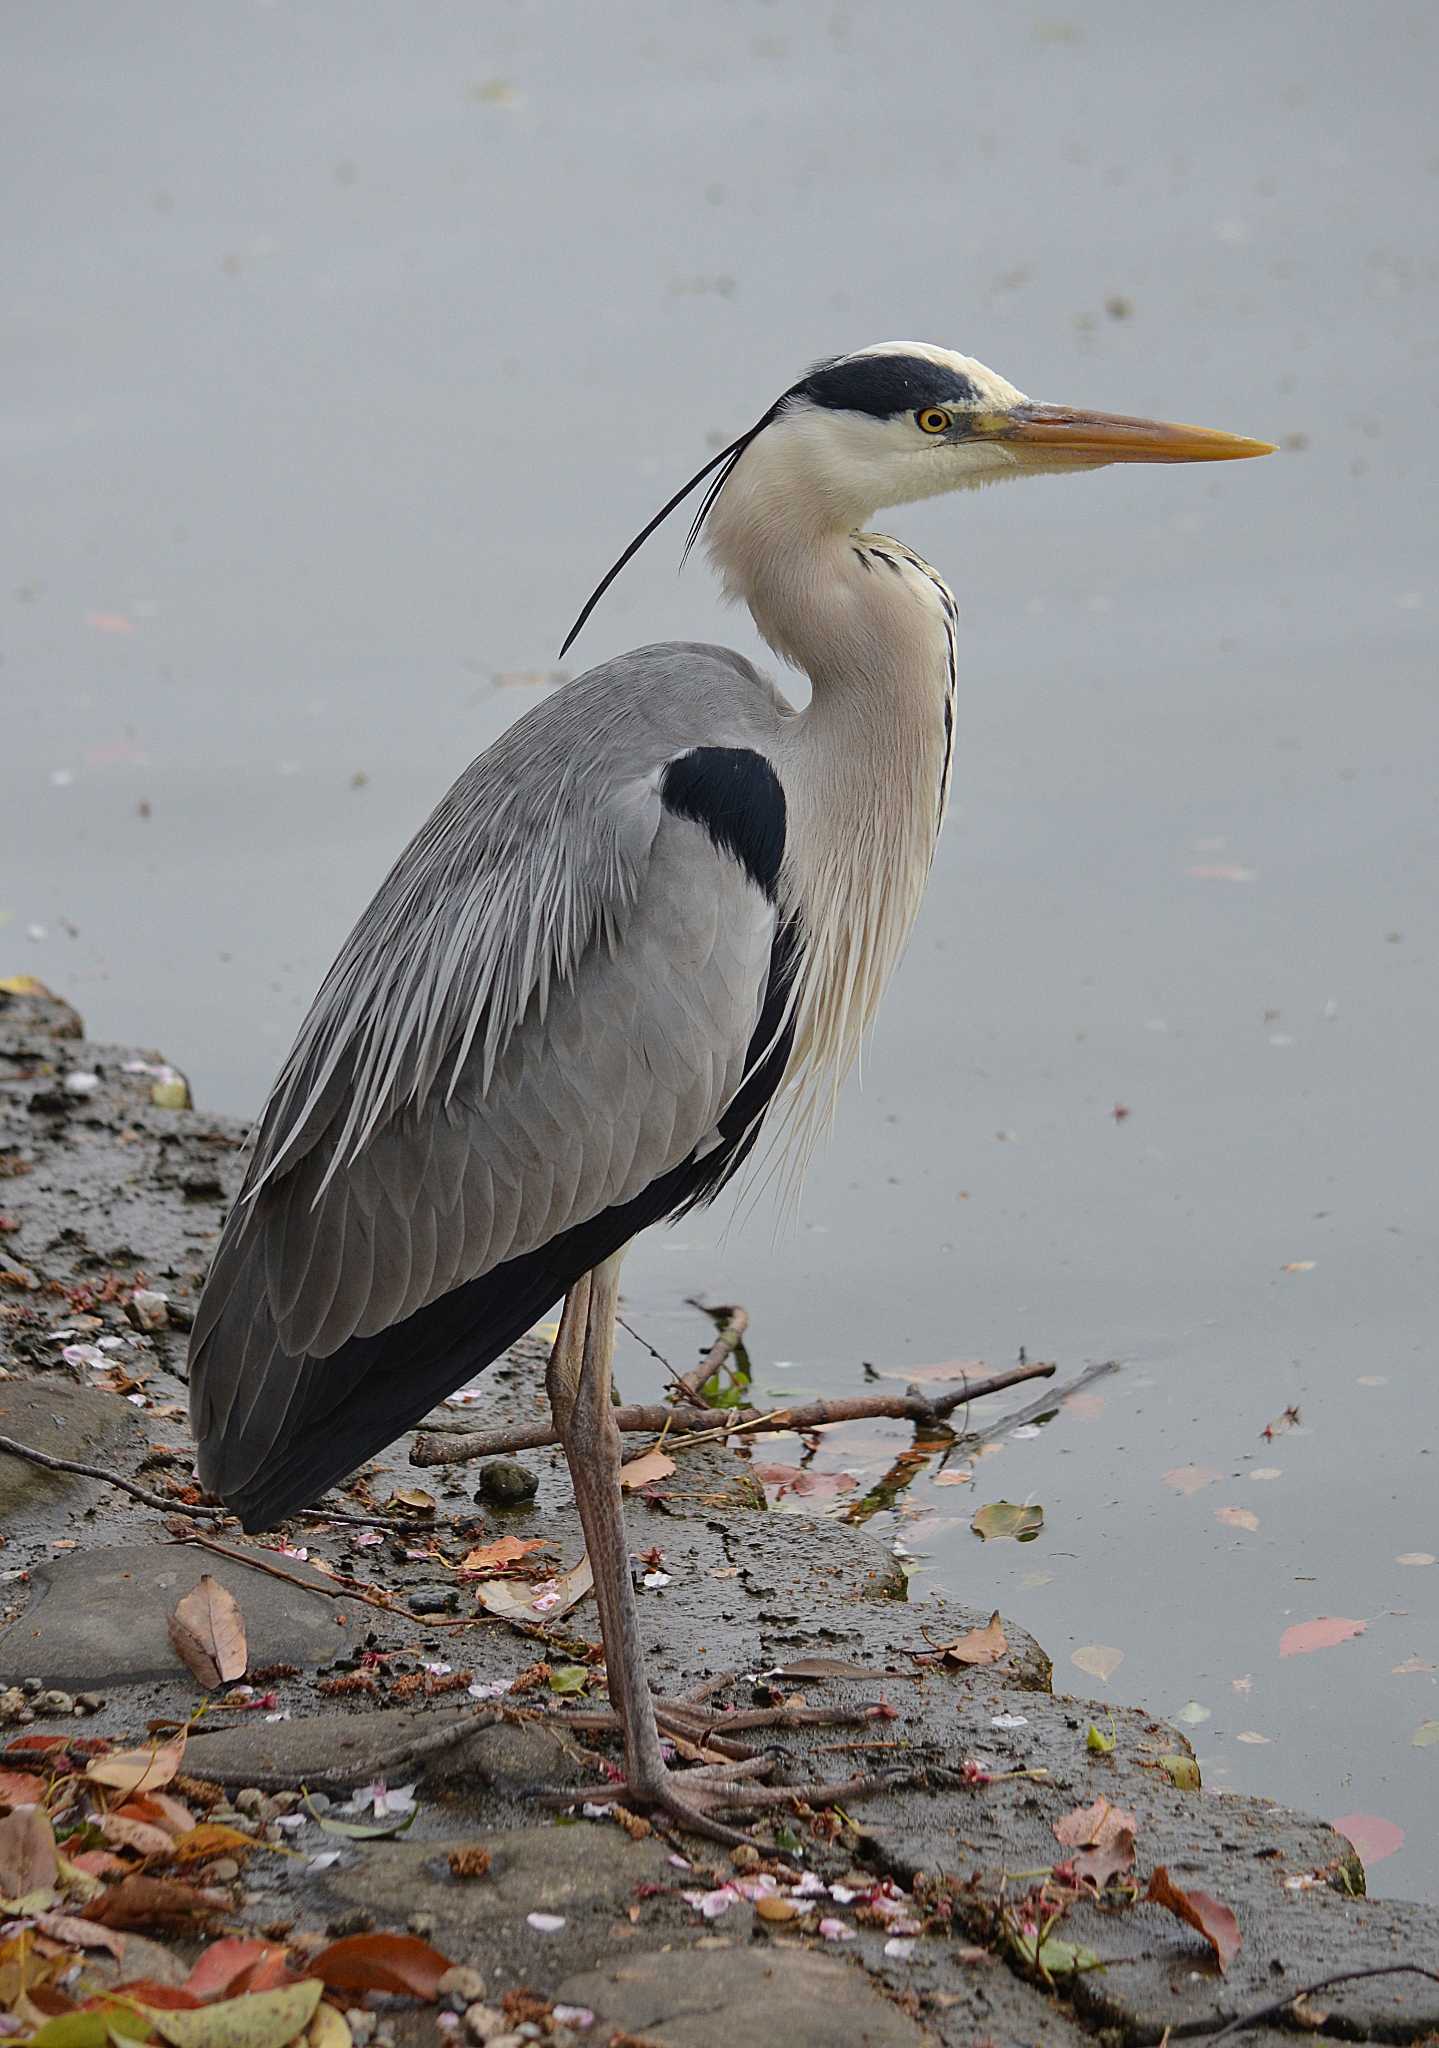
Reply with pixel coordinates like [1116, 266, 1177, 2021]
[795, 353, 980, 418]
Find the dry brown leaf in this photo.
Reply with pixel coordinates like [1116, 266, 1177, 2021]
[87, 1737, 186, 1796]
[102, 1811, 176, 1859]
[475, 1552, 593, 1622]
[1071, 1828, 1136, 1890]
[168, 1575, 248, 1690]
[1145, 1864, 1242, 1970]
[168, 1823, 260, 1865]
[1052, 1796, 1138, 1850]
[618, 1448, 677, 1490]
[82, 1873, 227, 1931]
[0, 1802, 58, 1898]
[31, 1910, 127, 1956]
[458, 1535, 550, 1575]
[938, 1611, 1008, 1667]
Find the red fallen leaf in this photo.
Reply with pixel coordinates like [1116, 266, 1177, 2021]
[0, 1769, 49, 1804]
[1279, 1617, 1365, 1658]
[1162, 1464, 1220, 1496]
[99, 1983, 205, 2010]
[82, 1874, 227, 1931]
[1332, 1813, 1405, 1866]
[1145, 1865, 1242, 1970]
[308, 1932, 456, 2000]
[753, 1464, 858, 1497]
[118, 1793, 195, 1837]
[3, 1735, 72, 1755]
[70, 1848, 132, 1877]
[244, 1953, 303, 1993]
[1052, 1797, 1138, 1851]
[185, 1937, 285, 2001]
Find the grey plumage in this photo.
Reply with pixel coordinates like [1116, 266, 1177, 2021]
[190, 644, 794, 1513]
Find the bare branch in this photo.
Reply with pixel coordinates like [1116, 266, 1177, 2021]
[0, 1430, 226, 1520]
[410, 1358, 1057, 1469]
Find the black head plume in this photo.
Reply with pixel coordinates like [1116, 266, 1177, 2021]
[558, 400, 782, 660]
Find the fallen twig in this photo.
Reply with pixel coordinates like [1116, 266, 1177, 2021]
[672, 1303, 749, 1407]
[1204, 1964, 1439, 2041]
[0, 1430, 227, 1519]
[410, 1358, 1056, 1468]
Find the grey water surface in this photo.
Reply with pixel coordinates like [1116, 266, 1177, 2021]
[4, 3, 1436, 1896]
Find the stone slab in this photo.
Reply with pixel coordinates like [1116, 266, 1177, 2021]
[272, 1826, 678, 2006]
[0, 1539, 365, 1688]
[555, 1947, 927, 2048]
[0, 1379, 143, 1529]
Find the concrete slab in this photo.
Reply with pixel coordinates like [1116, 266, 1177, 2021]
[0, 1379, 143, 1530]
[1, 1539, 365, 1688]
[555, 1947, 927, 2048]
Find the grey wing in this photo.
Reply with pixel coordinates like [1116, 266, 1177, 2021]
[189, 652, 790, 1518]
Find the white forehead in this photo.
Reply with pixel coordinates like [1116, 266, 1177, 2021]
[844, 339, 1028, 408]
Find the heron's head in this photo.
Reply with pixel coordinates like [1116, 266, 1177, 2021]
[741, 340, 1275, 528]
[559, 340, 1272, 657]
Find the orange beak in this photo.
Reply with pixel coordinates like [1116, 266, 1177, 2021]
[995, 403, 1275, 464]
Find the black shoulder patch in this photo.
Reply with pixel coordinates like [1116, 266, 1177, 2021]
[662, 746, 786, 901]
[796, 353, 979, 419]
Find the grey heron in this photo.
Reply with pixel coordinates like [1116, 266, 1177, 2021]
[190, 341, 1271, 1836]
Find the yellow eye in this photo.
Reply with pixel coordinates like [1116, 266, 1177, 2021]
[915, 408, 951, 435]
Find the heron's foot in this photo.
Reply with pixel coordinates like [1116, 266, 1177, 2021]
[545, 1759, 913, 1850]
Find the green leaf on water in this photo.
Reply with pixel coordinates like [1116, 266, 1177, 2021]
[1413, 1720, 1439, 1747]
[971, 1501, 1044, 1543]
[1157, 1753, 1201, 1790]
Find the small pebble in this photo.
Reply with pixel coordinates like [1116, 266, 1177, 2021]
[33, 1690, 75, 1717]
[476, 1458, 539, 1506]
[234, 1787, 279, 1821]
[305, 1791, 332, 1813]
[127, 1288, 170, 1332]
[344, 2015, 376, 2046]
[326, 1908, 374, 1937]
[731, 1843, 761, 1870]
[205, 1858, 241, 1881]
[18, 1678, 43, 1698]
[437, 1966, 487, 2008]
[407, 1910, 436, 1938]
[0, 1688, 35, 1726]
[463, 2007, 508, 2046]
[74, 1692, 106, 1715]
[270, 1790, 302, 1813]
[408, 1589, 455, 1616]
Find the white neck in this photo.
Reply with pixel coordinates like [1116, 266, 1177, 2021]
[703, 435, 960, 1182]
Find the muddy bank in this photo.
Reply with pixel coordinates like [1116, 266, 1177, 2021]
[2, 980, 1437, 2047]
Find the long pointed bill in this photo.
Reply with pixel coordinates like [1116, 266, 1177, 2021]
[996, 403, 1275, 464]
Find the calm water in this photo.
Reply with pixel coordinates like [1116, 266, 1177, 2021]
[4, 3, 1435, 1896]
